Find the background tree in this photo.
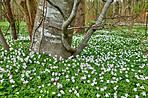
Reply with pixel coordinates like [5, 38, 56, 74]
[20, 0, 38, 39]
[0, 29, 10, 51]
[1, 0, 17, 40]
[74, 0, 85, 34]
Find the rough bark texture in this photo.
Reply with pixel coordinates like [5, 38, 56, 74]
[20, 0, 32, 39]
[74, 0, 85, 34]
[3, 0, 17, 40]
[31, 0, 74, 59]
[0, 29, 10, 51]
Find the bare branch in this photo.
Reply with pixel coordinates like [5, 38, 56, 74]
[38, 0, 47, 52]
[61, 0, 81, 53]
[62, 0, 81, 35]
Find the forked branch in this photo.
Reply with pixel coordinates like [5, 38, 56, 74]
[73, 0, 113, 57]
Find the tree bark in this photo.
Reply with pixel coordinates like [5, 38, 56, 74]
[20, 0, 32, 39]
[74, 0, 85, 34]
[3, 0, 17, 40]
[0, 29, 10, 51]
[73, 0, 113, 57]
[28, 0, 38, 28]
[31, 0, 74, 59]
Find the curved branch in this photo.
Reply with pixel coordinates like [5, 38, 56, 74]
[62, 34, 76, 53]
[61, 0, 81, 53]
[46, 0, 66, 20]
[62, 0, 81, 35]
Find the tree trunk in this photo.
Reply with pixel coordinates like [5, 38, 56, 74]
[28, 0, 38, 28]
[0, 29, 10, 51]
[74, 0, 85, 34]
[20, 0, 32, 39]
[31, 0, 74, 59]
[3, 0, 17, 40]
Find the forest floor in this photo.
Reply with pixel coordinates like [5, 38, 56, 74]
[0, 22, 148, 97]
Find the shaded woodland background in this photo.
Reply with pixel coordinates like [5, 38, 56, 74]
[0, 0, 147, 24]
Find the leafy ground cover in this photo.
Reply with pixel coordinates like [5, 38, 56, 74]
[0, 22, 148, 98]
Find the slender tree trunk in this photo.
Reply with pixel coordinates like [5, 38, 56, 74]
[145, 9, 148, 42]
[74, 0, 85, 34]
[3, 0, 17, 40]
[28, 0, 38, 28]
[20, 0, 32, 39]
[95, 0, 98, 20]
[0, 29, 10, 51]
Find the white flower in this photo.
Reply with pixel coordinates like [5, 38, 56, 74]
[42, 84, 44, 87]
[91, 83, 94, 86]
[52, 92, 56, 94]
[47, 91, 49, 93]
[57, 93, 61, 97]
[53, 82, 56, 85]
[100, 76, 104, 79]
[72, 79, 75, 83]
[60, 90, 65, 94]
[12, 85, 15, 87]
[133, 88, 137, 91]
[96, 87, 99, 90]
[140, 85, 145, 89]
[76, 93, 79, 97]
[57, 83, 63, 89]
[141, 92, 146, 96]
[103, 86, 107, 90]
[96, 94, 100, 97]
[87, 80, 90, 83]
[135, 95, 139, 98]
[40, 90, 44, 93]
[0, 74, 3, 78]
[100, 88, 104, 91]
[126, 79, 130, 83]
[66, 75, 69, 78]
[125, 74, 128, 77]
[125, 94, 128, 97]
[10, 79, 15, 83]
[112, 77, 116, 79]
[107, 80, 110, 83]
[74, 90, 77, 94]
[114, 86, 118, 90]
[136, 83, 140, 87]
[100, 80, 103, 82]
[69, 89, 72, 92]
[105, 93, 109, 97]
[23, 80, 28, 84]
[114, 95, 117, 98]
[16, 92, 19, 94]
[51, 78, 54, 81]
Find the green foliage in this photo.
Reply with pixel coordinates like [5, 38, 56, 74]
[0, 22, 148, 97]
